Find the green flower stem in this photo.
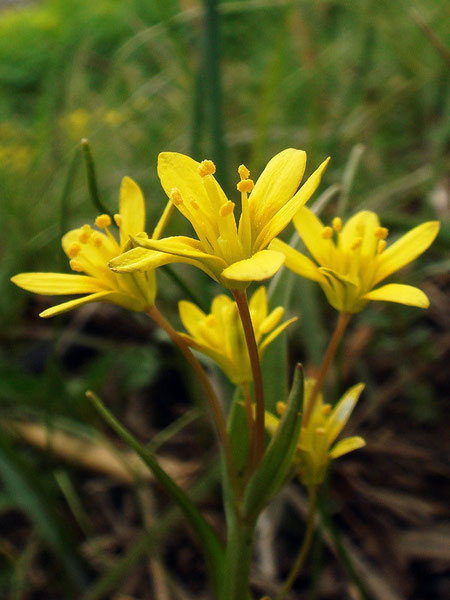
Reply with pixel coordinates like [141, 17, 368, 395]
[233, 289, 266, 469]
[276, 487, 318, 600]
[146, 304, 240, 500]
[222, 514, 256, 600]
[80, 138, 112, 217]
[303, 311, 351, 427]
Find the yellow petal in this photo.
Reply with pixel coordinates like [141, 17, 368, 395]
[39, 291, 144, 318]
[329, 436, 366, 459]
[264, 411, 281, 437]
[178, 300, 207, 338]
[260, 306, 284, 334]
[293, 207, 330, 266]
[248, 286, 268, 332]
[374, 221, 440, 284]
[269, 238, 325, 283]
[119, 176, 146, 246]
[221, 250, 285, 284]
[339, 211, 380, 255]
[362, 283, 430, 308]
[259, 317, 298, 356]
[248, 149, 307, 230]
[11, 273, 108, 295]
[253, 157, 330, 251]
[326, 383, 365, 445]
[157, 152, 227, 214]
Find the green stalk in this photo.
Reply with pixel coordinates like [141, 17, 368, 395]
[80, 138, 112, 217]
[222, 515, 255, 600]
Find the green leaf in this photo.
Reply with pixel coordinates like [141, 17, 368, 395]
[86, 390, 225, 596]
[243, 365, 304, 518]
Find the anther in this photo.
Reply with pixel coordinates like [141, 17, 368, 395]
[69, 259, 84, 272]
[92, 233, 103, 247]
[68, 243, 81, 258]
[321, 226, 333, 240]
[198, 159, 216, 177]
[377, 239, 387, 254]
[332, 217, 342, 232]
[237, 179, 254, 193]
[351, 236, 363, 250]
[170, 188, 183, 206]
[321, 404, 332, 415]
[276, 402, 287, 416]
[95, 214, 112, 228]
[78, 224, 92, 244]
[206, 315, 216, 327]
[238, 164, 250, 180]
[191, 200, 199, 210]
[375, 226, 388, 240]
[219, 201, 235, 217]
[114, 213, 122, 227]
[315, 427, 326, 436]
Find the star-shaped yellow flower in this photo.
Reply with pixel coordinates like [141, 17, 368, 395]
[109, 149, 329, 289]
[267, 379, 366, 486]
[178, 286, 297, 385]
[12, 177, 156, 317]
[270, 208, 440, 313]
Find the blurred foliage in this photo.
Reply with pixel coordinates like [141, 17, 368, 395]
[0, 0, 448, 597]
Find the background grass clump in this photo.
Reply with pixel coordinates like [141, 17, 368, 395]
[0, 0, 449, 598]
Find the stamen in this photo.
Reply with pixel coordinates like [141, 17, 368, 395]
[198, 159, 216, 178]
[237, 179, 254, 193]
[351, 236, 363, 250]
[69, 259, 84, 272]
[238, 164, 250, 180]
[68, 243, 81, 258]
[375, 226, 388, 240]
[113, 213, 122, 227]
[332, 217, 342, 232]
[78, 225, 92, 244]
[321, 226, 333, 240]
[315, 427, 326, 435]
[377, 239, 387, 254]
[92, 233, 103, 247]
[220, 201, 235, 218]
[206, 315, 216, 328]
[276, 401, 287, 416]
[170, 188, 183, 206]
[95, 214, 112, 229]
[191, 200, 200, 211]
[321, 404, 332, 415]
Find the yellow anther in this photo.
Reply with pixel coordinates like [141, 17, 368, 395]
[198, 159, 216, 177]
[78, 224, 92, 244]
[69, 259, 84, 272]
[68, 243, 81, 258]
[321, 404, 332, 415]
[238, 164, 250, 180]
[351, 236, 363, 250]
[332, 217, 342, 232]
[276, 401, 287, 416]
[113, 213, 122, 227]
[321, 226, 333, 240]
[375, 226, 388, 240]
[237, 179, 254, 193]
[206, 315, 216, 328]
[92, 232, 103, 247]
[95, 214, 112, 229]
[170, 188, 183, 206]
[219, 201, 235, 217]
[377, 239, 387, 254]
[191, 200, 199, 210]
[315, 427, 326, 435]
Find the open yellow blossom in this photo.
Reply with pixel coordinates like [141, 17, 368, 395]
[267, 379, 366, 486]
[109, 149, 329, 289]
[270, 208, 440, 313]
[11, 177, 156, 317]
[178, 287, 297, 384]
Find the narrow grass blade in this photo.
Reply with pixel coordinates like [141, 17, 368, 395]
[80, 138, 112, 217]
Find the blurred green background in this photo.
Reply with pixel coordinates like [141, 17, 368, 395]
[0, 0, 449, 598]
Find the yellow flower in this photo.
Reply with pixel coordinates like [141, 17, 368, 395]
[11, 177, 156, 317]
[178, 287, 297, 384]
[109, 150, 329, 289]
[270, 208, 440, 313]
[267, 379, 366, 486]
